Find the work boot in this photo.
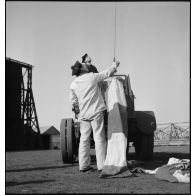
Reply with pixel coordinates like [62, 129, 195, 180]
[80, 167, 95, 173]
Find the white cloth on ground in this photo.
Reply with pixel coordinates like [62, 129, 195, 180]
[172, 170, 190, 183]
[143, 157, 190, 183]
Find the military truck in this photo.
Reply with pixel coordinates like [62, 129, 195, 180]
[60, 75, 156, 163]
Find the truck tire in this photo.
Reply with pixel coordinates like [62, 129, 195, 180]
[134, 132, 154, 161]
[60, 118, 75, 163]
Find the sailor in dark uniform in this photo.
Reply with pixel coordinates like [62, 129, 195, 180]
[82, 53, 98, 73]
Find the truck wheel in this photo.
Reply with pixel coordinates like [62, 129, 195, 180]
[134, 132, 154, 161]
[60, 118, 75, 163]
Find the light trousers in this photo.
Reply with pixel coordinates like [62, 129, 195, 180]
[79, 112, 107, 170]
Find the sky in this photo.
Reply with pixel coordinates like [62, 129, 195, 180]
[6, 1, 190, 130]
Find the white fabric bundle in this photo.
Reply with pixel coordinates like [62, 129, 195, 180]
[100, 77, 131, 178]
[143, 157, 190, 183]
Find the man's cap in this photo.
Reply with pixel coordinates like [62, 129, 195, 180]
[82, 53, 88, 63]
[71, 60, 82, 76]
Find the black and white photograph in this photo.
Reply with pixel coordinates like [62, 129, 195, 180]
[4, 1, 191, 194]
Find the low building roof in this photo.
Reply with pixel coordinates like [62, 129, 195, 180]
[39, 126, 60, 135]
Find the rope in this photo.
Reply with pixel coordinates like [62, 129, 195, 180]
[113, 2, 117, 62]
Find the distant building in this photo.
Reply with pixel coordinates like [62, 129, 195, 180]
[39, 126, 60, 149]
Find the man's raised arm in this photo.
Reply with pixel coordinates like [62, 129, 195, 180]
[95, 60, 120, 82]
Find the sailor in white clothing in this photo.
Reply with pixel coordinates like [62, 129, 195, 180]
[70, 60, 120, 171]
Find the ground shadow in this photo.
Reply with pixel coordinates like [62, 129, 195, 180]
[6, 179, 55, 187]
[6, 164, 77, 173]
[105, 173, 138, 179]
[152, 152, 190, 161]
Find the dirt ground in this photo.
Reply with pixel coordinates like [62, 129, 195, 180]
[6, 145, 190, 194]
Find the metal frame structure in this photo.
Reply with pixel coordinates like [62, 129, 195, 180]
[154, 122, 189, 141]
[6, 57, 42, 149]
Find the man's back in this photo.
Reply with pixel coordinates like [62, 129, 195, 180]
[70, 72, 106, 120]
